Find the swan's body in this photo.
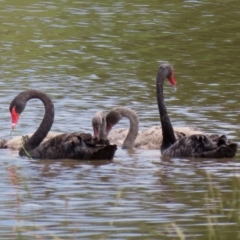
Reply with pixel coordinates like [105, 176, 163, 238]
[22, 131, 116, 160]
[156, 63, 237, 158]
[92, 108, 203, 150]
[107, 126, 202, 150]
[0, 132, 61, 150]
[9, 90, 117, 160]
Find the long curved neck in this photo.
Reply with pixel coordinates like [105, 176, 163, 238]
[117, 107, 139, 149]
[19, 90, 54, 156]
[156, 68, 176, 152]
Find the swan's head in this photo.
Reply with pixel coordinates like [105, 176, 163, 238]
[160, 63, 176, 87]
[92, 111, 106, 139]
[106, 109, 122, 134]
[9, 92, 27, 129]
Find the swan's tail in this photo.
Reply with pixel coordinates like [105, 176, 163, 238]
[91, 145, 117, 160]
[199, 143, 238, 158]
[198, 135, 238, 158]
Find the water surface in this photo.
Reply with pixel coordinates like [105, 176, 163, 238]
[0, 0, 240, 239]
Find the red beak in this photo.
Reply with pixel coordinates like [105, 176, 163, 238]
[169, 74, 177, 87]
[11, 107, 19, 129]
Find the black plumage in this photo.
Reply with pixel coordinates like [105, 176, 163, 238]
[9, 90, 117, 160]
[157, 64, 238, 158]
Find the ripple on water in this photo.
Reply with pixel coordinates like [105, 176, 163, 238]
[0, 0, 240, 239]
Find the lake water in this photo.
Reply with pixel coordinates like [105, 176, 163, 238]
[0, 0, 240, 239]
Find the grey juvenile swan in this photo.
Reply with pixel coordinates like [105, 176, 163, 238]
[156, 63, 237, 158]
[0, 132, 60, 150]
[105, 107, 139, 149]
[8, 89, 117, 160]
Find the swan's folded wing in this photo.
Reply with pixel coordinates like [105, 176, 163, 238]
[162, 134, 238, 158]
[27, 132, 117, 160]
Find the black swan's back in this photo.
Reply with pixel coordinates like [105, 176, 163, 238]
[162, 134, 238, 158]
[20, 132, 117, 160]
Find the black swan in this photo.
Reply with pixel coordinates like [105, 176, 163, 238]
[92, 107, 203, 150]
[9, 89, 117, 160]
[157, 63, 238, 158]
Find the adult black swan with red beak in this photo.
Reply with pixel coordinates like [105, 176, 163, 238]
[157, 63, 237, 158]
[9, 90, 117, 160]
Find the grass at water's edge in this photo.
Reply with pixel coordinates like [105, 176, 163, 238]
[5, 169, 240, 240]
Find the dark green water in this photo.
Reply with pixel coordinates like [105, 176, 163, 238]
[0, 0, 240, 239]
